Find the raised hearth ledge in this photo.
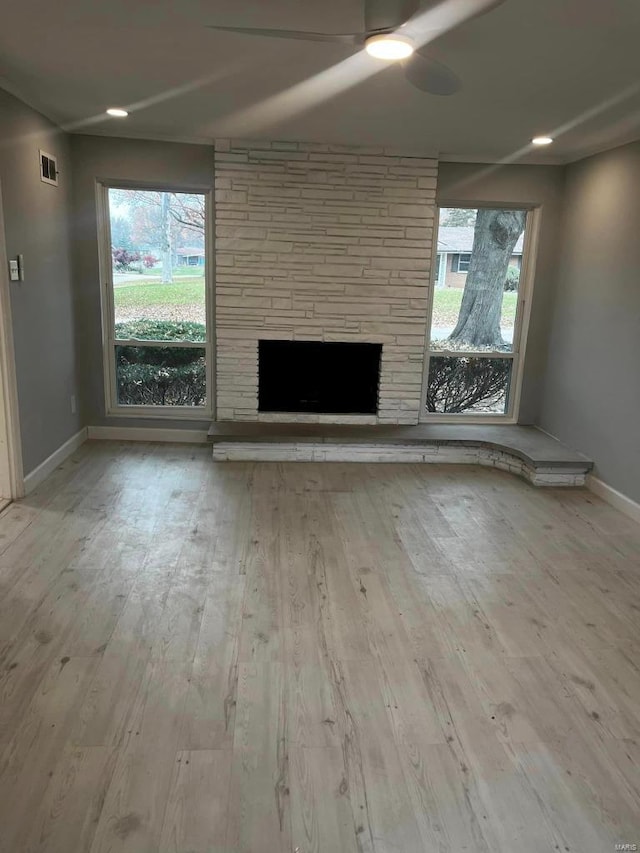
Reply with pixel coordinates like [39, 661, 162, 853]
[208, 423, 592, 487]
[211, 442, 585, 486]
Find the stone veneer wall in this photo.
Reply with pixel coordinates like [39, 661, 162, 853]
[214, 139, 437, 423]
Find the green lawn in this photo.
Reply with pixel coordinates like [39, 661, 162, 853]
[114, 277, 205, 310]
[432, 289, 518, 327]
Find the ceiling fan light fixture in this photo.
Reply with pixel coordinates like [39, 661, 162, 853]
[106, 108, 129, 118]
[365, 33, 414, 60]
[531, 136, 553, 146]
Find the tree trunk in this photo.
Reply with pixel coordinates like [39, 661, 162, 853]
[447, 208, 525, 348]
[161, 192, 173, 283]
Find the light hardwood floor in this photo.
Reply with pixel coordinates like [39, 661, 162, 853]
[0, 440, 639, 852]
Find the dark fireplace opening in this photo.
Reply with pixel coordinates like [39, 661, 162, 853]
[258, 340, 382, 414]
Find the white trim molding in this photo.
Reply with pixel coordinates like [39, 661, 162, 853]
[0, 182, 25, 499]
[23, 427, 88, 495]
[88, 426, 209, 444]
[96, 182, 214, 422]
[420, 205, 541, 425]
[586, 475, 640, 525]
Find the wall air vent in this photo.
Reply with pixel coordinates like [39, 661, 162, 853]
[39, 150, 58, 186]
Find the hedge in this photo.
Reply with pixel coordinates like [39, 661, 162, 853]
[115, 320, 206, 405]
[427, 355, 510, 413]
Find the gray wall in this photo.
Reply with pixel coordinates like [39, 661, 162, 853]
[70, 134, 214, 429]
[3, 101, 636, 493]
[539, 142, 640, 502]
[0, 88, 81, 475]
[437, 162, 566, 424]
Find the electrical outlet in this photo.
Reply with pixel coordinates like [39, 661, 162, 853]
[70, 394, 77, 415]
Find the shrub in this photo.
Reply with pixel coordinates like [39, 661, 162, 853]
[115, 320, 206, 347]
[112, 248, 140, 271]
[504, 266, 520, 291]
[142, 254, 159, 269]
[114, 320, 207, 406]
[427, 355, 510, 413]
[116, 359, 206, 406]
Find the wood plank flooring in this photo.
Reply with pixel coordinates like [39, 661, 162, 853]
[0, 440, 638, 852]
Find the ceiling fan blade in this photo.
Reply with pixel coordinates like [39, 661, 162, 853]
[206, 25, 361, 45]
[364, 0, 420, 33]
[403, 50, 461, 95]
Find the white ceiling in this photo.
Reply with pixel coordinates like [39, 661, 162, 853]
[2, 0, 640, 163]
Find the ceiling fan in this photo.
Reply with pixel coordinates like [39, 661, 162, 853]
[207, 0, 507, 96]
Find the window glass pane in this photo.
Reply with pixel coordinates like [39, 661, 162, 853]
[114, 319, 205, 344]
[426, 355, 512, 415]
[115, 345, 206, 407]
[108, 189, 206, 342]
[457, 253, 471, 272]
[432, 208, 526, 353]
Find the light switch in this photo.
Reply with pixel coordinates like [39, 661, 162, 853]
[8, 260, 20, 282]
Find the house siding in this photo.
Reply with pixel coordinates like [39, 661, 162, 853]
[441, 252, 522, 288]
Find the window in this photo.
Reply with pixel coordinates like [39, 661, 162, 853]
[98, 185, 212, 417]
[422, 206, 536, 420]
[455, 253, 471, 273]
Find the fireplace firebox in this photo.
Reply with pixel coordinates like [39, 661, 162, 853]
[258, 340, 382, 414]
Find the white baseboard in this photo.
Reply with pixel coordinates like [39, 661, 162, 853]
[87, 425, 209, 444]
[24, 427, 88, 495]
[586, 474, 640, 524]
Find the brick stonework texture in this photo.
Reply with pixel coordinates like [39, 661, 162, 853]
[214, 139, 437, 423]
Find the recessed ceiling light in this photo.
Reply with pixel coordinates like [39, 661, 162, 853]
[365, 34, 414, 61]
[531, 136, 553, 146]
[106, 108, 129, 118]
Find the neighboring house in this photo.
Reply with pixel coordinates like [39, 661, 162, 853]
[435, 226, 524, 288]
[176, 246, 205, 267]
[112, 246, 206, 271]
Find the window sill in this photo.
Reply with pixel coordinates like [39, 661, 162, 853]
[420, 414, 518, 425]
[106, 405, 213, 421]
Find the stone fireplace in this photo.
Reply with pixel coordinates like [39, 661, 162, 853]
[214, 139, 437, 424]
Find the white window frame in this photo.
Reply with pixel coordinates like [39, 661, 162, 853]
[0, 181, 25, 498]
[454, 252, 472, 273]
[97, 181, 215, 420]
[434, 252, 446, 287]
[420, 203, 541, 424]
